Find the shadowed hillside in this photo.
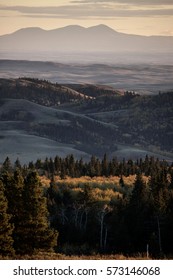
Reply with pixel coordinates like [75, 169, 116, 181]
[0, 78, 173, 163]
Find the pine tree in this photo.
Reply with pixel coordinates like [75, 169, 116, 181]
[102, 153, 109, 176]
[119, 175, 125, 188]
[0, 180, 14, 256]
[10, 170, 24, 251]
[17, 171, 58, 254]
[148, 168, 169, 214]
[126, 173, 151, 252]
[89, 155, 97, 177]
[1, 157, 13, 174]
[130, 173, 149, 209]
[54, 156, 61, 175]
[14, 158, 22, 170]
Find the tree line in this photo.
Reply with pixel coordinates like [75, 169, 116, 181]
[33, 154, 172, 179]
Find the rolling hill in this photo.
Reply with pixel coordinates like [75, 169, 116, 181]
[0, 78, 173, 163]
[1, 60, 173, 94]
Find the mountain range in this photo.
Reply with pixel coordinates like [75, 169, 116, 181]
[0, 25, 172, 63]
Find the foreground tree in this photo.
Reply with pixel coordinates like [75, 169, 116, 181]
[126, 173, 152, 252]
[0, 180, 14, 256]
[2, 170, 24, 252]
[17, 171, 58, 254]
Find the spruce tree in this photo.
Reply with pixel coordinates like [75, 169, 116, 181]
[126, 173, 151, 252]
[14, 158, 22, 170]
[1, 157, 13, 173]
[0, 180, 14, 256]
[130, 173, 149, 209]
[148, 168, 169, 214]
[1, 170, 24, 252]
[18, 171, 58, 254]
[102, 153, 109, 176]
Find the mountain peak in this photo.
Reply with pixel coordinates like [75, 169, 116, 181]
[53, 24, 115, 32]
[58, 25, 85, 31]
[88, 24, 114, 30]
[14, 27, 45, 34]
[87, 24, 118, 33]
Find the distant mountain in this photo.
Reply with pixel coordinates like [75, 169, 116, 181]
[0, 24, 172, 54]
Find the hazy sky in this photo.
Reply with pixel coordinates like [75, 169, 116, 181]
[0, 0, 173, 36]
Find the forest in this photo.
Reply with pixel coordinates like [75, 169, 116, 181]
[0, 154, 173, 259]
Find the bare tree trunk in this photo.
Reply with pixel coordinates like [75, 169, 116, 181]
[157, 216, 162, 254]
[59, 207, 68, 225]
[100, 215, 104, 249]
[79, 210, 84, 230]
[104, 227, 108, 250]
[84, 210, 88, 231]
[97, 205, 111, 251]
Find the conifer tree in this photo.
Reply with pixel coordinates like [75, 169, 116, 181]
[0, 180, 14, 256]
[102, 153, 109, 176]
[148, 168, 169, 213]
[126, 173, 151, 251]
[1, 157, 13, 174]
[54, 156, 61, 175]
[89, 155, 97, 177]
[130, 173, 149, 208]
[18, 171, 58, 254]
[14, 158, 22, 170]
[119, 175, 125, 188]
[11, 170, 24, 251]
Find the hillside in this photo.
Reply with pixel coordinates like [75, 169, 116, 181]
[0, 78, 90, 106]
[0, 78, 173, 163]
[61, 91, 173, 155]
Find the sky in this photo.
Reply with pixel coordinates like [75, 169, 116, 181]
[0, 0, 173, 36]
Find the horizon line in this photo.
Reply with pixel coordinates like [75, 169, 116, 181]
[1, 24, 172, 38]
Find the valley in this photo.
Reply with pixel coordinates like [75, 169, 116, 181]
[0, 60, 173, 94]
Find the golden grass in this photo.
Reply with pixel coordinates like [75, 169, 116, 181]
[0, 252, 153, 260]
